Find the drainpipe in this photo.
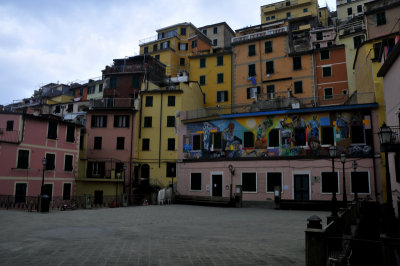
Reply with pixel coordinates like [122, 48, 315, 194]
[159, 92, 163, 168]
[129, 109, 134, 196]
[311, 52, 317, 106]
[258, 39, 263, 98]
[370, 111, 379, 201]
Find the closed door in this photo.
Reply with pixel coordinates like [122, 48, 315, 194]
[212, 174, 223, 197]
[15, 183, 27, 203]
[294, 174, 309, 200]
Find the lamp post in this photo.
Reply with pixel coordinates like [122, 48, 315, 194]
[352, 160, 358, 201]
[123, 163, 127, 194]
[378, 123, 396, 236]
[41, 157, 47, 195]
[340, 153, 347, 204]
[228, 164, 235, 200]
[329, 146, 337, 217]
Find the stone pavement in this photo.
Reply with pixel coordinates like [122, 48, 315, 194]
[0, 205, 329, 265]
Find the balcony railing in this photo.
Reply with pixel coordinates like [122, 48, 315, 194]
[139, 31, 179, 45]
[232, 26, 288, 44]
[0, 129, 20, 143]
[337, 20, 365, 37]
[184, 92, 376, 121]
[89, 98, 136, 109]
[103, 64, 145, 75]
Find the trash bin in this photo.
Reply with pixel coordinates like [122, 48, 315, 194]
[274, 186, 281, 209]
[235, 185, 242, 208]
[84, 194, 92, 209]
[40, 194, 50, 213]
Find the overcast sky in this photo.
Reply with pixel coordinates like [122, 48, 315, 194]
[0, 0, 335, 106]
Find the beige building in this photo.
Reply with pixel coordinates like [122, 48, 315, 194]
[198, 22, 235, 49]
[260, 0, 319, 23]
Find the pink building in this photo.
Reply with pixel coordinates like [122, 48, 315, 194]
[0, 111, 81, 203]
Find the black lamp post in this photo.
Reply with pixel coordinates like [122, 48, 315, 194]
[329, 146, 338, 217]
[352, 160, 358, 201]
[340, 153, 347, 204]
[228, 164, 235, 200]
[41, 157, 47, 195]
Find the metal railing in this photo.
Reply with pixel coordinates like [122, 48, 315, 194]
[89, 98, 136, 109]
[0, 129, 20, 143]
[102, 64, 145, 75]
[232, 26, 288, 44]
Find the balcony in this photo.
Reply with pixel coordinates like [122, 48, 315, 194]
[232, 26, 288, 44]
[0, 129, 20, 144]
[338, 20, 365, 38]
[139, 31, 179, 46]
[89, 98, 137, 110]
[184, 92, 376, 121]
[102, 64, 145, 75]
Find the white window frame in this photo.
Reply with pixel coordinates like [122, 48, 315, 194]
[320, 171, 340, 195]
[266, 171, 283, 193]
[64, 153, 74, 172]
[324, 87, 333, 99]
[350, 171, 371, 195]
[322, 65, 332, 77]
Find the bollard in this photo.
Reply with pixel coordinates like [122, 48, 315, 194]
[307, 215, 322, 229]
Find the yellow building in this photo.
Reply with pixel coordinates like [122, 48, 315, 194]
[139, 22, 211, 77]
[336, 0, 366, 23]
[189, 51, 232, 110]
[260, 0, 318, 23]
[134, 81, 204, 188]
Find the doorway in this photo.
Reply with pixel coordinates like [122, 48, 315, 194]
[294, 174, 310, 200]
[211, 174, 223, 197]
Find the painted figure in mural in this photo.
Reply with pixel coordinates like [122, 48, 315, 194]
[202, 122, 211, 151]
[222, 122, 242, 158]
[336, 113, 349, 139]
[292, 115, 306, 146]
[279, 116, 292, 148]
[307, 114, 320, 138]
[292, 115, 306, 128]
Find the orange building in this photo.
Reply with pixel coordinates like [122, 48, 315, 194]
[314, 45, 349, 105]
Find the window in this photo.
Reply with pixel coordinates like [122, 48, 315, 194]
[180, 27, 186, 35]
[67, 104, 73, 113]
[180, 58, 185, 66]
[287, 12, 291, 18]
[377, 12, 386, 26]
[200, 58, 206, 68]
[47, 121, 58, 139]
[202, 29, 207, 35]
[167, 116, 175, 127]
[267, 172, 282, 192]
[316, 32, 323, 41]
[320, 50, 330, 60]
[217, 73, 224, 83]
[91, 115, 107, 128]
[328, 41, 333, 47]
[155, 55, 160, 60]
[213, 132, 222, 149]
[142, 139, 150, 151]
[247, 87, 261, 99]
[286, 1, 290, 6]
[321, 172, 339, 193]
[94, 137, 102, 150]
[63, 183, 71, 200]
[114, 115, 129, 128]
[15, 183, 27, 203]
[351, 125, 365, 143]
[217, 91, 228, 103]
[168, 138, 175, 151]
[248, 64, 256, 77]
[45, 153, 55, 171]
[213, 27, 218, 34]
[347, 7, 352, 16]
[144, 117, 152, 128]
[353, 35, 364, 49]
[55, 106, 60, 113]
[110, 77, 117, 89]
[243, 131, 254, 148]
[315, 43, 320, 49]
[17, 149, 29, 169]
[144, 47, 149, 54]
[153, 44, 158, 51]
[99, 84, 103, 92]
[193, 135, 202, 150]
[161, 41, 170, 49]
[179, 43, 188, 50]
[66, 125, 75, 142]
[351, 172, 370, 194]
[190, 173, 202, 191]
[166, 162, 176, 177]
[322, 66, 332, 77]
[324, 87, 333, 99]
[191, 40, 197, 48]
[293, 56, 302, 70]
[294, 128, 306, 146]
[88, 162, 105, 178]
[303, 8, 308, 13]
[168, 96, 175, 106]
[266, 61, 274, 74]
[199, 75, 206, 86]
[268, 129, 279, 147]
[267, 85, 275, 99]
[271, 15, 275, 19]
[266, 16, 270, 21]
[321, 126, 334, 145]
[145, 96, 153, 107]
[242, 172, 257, 192]
[132, 75, 141, 88]
[217, 55, 223, 66]
[116, 137, 125, 150]
[357, 5, 362, 13]
[64, 155, 73, 171]
[294, 81, 303, 94]
[6, 120, 14, 131]
[248, 44, 256, 56]
[213, 39, 218, 46]
[265, 41, 272, 53]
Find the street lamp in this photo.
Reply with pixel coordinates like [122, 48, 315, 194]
[352, 160, 358, 201]
[340, 153, 347, 204]
[228, 164, 235, 200]
[41, 157, 47, 195]
[329, 146, 337, 217]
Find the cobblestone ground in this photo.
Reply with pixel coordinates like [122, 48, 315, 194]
[0, 205, 329, 265]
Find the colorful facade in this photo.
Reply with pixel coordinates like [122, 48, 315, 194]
[261, 0, 319, 23]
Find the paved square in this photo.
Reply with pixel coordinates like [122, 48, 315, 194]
[0, 205, 328, 265]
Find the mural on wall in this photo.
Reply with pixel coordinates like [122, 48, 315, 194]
[183, 111, 373, 160]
